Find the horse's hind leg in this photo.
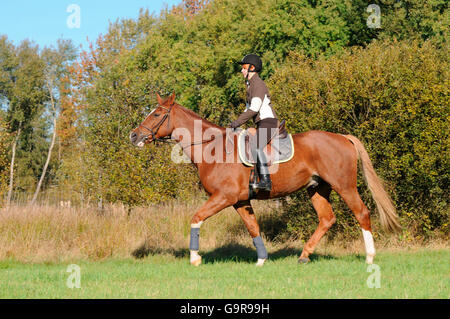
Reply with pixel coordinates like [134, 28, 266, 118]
[233, 200, 267, 266]
[338, 188, 375, 264]
[299, 183, 335, 263]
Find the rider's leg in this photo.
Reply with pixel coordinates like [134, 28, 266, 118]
[255, 149, 271, 191]
[254, 122, 276, 191]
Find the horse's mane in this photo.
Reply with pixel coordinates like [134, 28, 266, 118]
[175, 104, 225, 131]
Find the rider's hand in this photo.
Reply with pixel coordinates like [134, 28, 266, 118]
[229, 121, 239, 130]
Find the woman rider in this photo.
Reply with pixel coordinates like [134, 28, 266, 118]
[230, 54, 278, 192]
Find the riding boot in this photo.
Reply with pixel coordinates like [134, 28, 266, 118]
[254, 149, 272, 191]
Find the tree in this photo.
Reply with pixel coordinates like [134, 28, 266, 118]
[0, 38, 46, 206]
[30, 39, 77, 204]
[0, 111, 10, 205]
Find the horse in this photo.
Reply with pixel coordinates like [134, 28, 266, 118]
[130, 92, 400, 267]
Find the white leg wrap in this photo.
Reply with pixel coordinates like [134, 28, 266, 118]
[255, 258, 266, 267]
[362, 229, 376, 264]
[191, 221, 203, 228]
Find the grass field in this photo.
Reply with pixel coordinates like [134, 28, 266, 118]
[0, 203, 448, 299]
[1, 249, 448, 298]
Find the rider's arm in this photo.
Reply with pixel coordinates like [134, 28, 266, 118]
[230, 81, 266, 128]
[230, 108, 258, 128]
[248, 96, 263, 112]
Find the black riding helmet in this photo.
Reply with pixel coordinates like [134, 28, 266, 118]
[238, 54, 262, 73]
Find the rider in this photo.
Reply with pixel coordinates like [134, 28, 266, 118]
[230, 54, 278, 192]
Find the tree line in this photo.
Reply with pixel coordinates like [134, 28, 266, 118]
[0, 0, 448, 239]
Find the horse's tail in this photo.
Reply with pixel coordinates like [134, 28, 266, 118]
[344, 135, 401, 233]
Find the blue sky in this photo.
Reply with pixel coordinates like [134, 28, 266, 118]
[0, 1, 181, 50]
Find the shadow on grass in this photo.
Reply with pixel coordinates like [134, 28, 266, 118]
[201, 244, 338, 264]
[346, 254, 366, 262]
[132, 244, 189, 259]
[132, 242, 340, 264]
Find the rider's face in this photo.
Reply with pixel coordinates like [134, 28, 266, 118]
[241, 64, 255, 78]
[241, 64, 249, 78]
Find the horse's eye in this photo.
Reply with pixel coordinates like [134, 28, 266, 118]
[154, 113, 160, 117]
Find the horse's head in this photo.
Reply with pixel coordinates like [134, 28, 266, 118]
[130, 92, 176, 147]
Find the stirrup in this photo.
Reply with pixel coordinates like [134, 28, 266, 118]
[252, 176, 272, 191]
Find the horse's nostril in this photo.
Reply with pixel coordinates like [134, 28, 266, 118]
[130, 132, 138, 143]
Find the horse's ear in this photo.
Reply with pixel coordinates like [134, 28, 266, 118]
[168, 92, 176, 105]
[156, 92, 163, 105]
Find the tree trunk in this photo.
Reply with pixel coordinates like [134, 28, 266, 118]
[7, 126, 21, 208]
[31, 81, 58, 205]
[31, 116, 56, 205]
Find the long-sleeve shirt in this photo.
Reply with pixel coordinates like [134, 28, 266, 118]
[231, 73, 277, 128]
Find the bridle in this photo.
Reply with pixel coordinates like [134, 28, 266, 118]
[137, 104, 235, 153]
[138, 105, 173, 144]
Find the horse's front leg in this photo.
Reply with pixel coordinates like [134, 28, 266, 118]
[233, 200, 268, 266]
[189, 193, 235, 266]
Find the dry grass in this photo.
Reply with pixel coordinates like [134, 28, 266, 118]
[0, 199, 261, 262]
[0, 199, 447, 263]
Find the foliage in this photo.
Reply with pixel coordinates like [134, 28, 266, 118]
[0, 38, 49, 197]
[0, 0, 448, 239]
[0, 112, 10, 204]
[269, 39, 449, 239]
[376, 0, 449, 45]
[0, 36, 78, 200]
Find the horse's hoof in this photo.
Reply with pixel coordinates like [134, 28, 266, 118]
[366, 255, 374, 264]
[298, 257, 310, 264]
[255, 258, 266, 267]
[191, 257, 202, 267]
[190, 250, 202, 266]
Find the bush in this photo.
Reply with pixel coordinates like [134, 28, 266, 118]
[269, 39, 449, 239]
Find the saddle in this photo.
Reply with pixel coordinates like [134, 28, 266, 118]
[238, 119, 294, 167]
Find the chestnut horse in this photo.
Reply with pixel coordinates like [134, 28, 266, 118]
[130, 93, 400, 266]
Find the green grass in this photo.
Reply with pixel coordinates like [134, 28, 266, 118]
[0, 248, 448, 299]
